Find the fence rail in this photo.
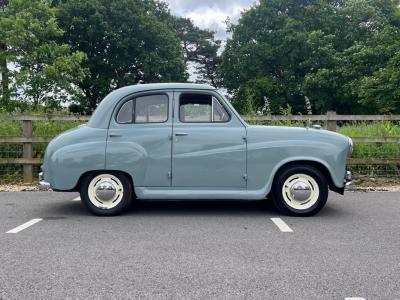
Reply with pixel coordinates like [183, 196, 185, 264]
[1, 112, 399, 183]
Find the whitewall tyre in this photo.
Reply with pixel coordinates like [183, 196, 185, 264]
[271, 165, 328, 216]
[80, 172, 133, 216]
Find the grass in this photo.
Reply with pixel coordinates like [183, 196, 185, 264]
[0, 120, 83, 137]
[0, 117, 399, 183]
[337, 121, 400, 137]
[337, 122, 400, 162]
[0, 118, 84, 183]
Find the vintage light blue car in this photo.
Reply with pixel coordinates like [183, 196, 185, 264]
[39, 83, 353, 216]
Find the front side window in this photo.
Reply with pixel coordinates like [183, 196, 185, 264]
[116, 94, 168, 124]
[179, 93, 229, 123]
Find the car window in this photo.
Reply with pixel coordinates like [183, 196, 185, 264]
[116, 99, 133, 123]
[116, 94, 168, 124]
[179, 93, 229, 123]
[212, 97, 229, 122]
[135, 94, 168, 123]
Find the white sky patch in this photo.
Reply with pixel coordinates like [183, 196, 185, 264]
[164, 0, 257, 81]
[164, 0, 257, 40]
[184, 5, 246, 40]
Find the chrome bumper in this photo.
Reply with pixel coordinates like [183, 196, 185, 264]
[344, 170, 352, 189]
[38, 172, 51, 191]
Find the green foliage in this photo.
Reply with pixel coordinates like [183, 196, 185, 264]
[338, 121, 400, 137]
[0, 0, 221, 113]
[0, 0, 86, 110]
[173, 17, 221, 86]
[358, 42, 400, 113]
[220, 0, 400, 114]
[56, 0, 187, 112]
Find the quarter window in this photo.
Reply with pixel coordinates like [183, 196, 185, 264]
[179, 93, 229, 123]
[116, 100, 133, 123]
[212, 97, 229, 122]
[116, 94, 168, 124]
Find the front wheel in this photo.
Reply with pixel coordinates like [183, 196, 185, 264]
[271, 165, 328, 216]
[80, 172, 133, 216]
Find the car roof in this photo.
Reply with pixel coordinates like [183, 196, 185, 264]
[117, 83, 215, 92]
[88, 83, 217, 128]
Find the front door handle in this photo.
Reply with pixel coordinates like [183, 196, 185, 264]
[109, 133, 122, 138]
[175, 132, 188, 136]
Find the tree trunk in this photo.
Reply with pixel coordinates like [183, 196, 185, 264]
[0, 43, 10, 106]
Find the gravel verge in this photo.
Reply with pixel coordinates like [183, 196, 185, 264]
[1, 183, 399, 192]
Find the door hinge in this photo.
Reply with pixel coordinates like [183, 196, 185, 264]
[242, 173, 248, 181]
[167, 171, 172, 179]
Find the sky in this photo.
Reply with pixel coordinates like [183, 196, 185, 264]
[164, 0, 258, 40]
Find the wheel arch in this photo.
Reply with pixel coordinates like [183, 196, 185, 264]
[73, 170, 135, 195]
[268, 159, 342, 196]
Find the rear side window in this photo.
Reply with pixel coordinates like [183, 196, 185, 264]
[135, 95, 168, 123]
[116, 94, 168, 124]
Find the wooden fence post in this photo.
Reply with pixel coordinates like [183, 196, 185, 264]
[22, 118, 33, 183]
[326, 111, 337, 132]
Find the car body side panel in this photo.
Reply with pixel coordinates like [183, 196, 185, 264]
[105, 91, 173, 187]
[134, 126, 349, 200]
[246, 126, 349, 193]
[171, 90, 247, 188]
[105, 125, 172, 187]
[43, 126, 107, 190]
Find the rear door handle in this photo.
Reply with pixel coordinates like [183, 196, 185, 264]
[109, 133, 122, 138]
[175, 132, 188, 136]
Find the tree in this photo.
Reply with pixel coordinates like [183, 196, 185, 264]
[173, 17, 221, 87]
[56, 0, 187, 113]
[358, 33, 400, 113]
[0, 0, 9, 107]
[219, 0, 400, 114]
[0, 0, 86, 109]
[303, 0, 400, 113]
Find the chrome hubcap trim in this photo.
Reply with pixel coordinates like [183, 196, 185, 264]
[95, 181, 117, 201]
[289, 181, 312, 202]
[282, 174, 319, 210]
[88, 174, 124, 210]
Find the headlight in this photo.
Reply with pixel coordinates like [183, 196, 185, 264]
[348, 137, 353, 155]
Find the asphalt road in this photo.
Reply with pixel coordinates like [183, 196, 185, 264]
[0, 191, 399, 300]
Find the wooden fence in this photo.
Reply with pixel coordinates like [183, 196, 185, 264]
[0, 112, 399, 183]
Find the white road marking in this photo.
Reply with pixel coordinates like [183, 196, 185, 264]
[345, 298, 366, 300]
[72, 196, 81, 201]
[6, 218, 43, 234]
[271, 217, 293, 232]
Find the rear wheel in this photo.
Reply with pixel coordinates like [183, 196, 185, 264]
[271, 165, 328, 216]
[80, 172, 132, 216]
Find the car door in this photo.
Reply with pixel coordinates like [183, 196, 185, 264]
[172, 90, 247, 188]
[106, 91, 173, 187]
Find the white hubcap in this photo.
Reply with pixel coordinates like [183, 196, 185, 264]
[282, 174, 319, 210]
[88, 174, 124, 209]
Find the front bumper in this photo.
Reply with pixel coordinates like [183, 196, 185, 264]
[38, 172, 51, 191]
[344, 170, 352, 189]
